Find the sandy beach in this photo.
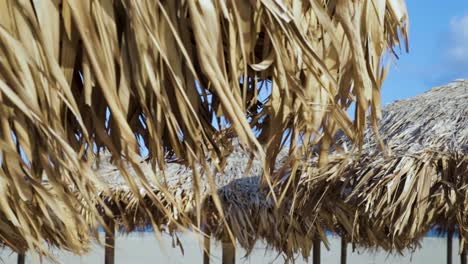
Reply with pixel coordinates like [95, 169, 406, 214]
[1, 233, 462, 264]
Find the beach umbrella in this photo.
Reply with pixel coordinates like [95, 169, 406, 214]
[86, 140, 267, 263]
[88, 138, 369, 263]
[300, 79, 467, 263]
[0, 0, 408, 257]
[349, 80, 467, 263]
[91, 140, 346, 262]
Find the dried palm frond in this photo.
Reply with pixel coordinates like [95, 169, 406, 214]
[0, 0, 408, 254]
[299, 80, 468, 251]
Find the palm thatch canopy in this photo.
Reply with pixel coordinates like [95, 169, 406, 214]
[83, 142, 277, 255]
[83, 140, 265, 232]
[349, 78, 467, 154]
[0, 0, 409, 254]
[298, 79, 468, 252]
[82, 141, 362, 261]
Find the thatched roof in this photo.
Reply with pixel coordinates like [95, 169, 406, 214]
[84, 141, 364, 261]
[298, 79, 468, 252]
[355, 79, 467, 154]
[0, 0, 409, 256]
[84, 140, 265, 231]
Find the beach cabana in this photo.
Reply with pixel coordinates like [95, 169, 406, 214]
[299, 79, 467, 263]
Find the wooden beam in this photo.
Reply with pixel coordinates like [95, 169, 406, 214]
[340, 236, 347, 264]
[105, 218, 116, 264]
[447, 228, 453, 264]
[17, 252, 25, 264]
[222, 236, 235, 264]
[313, 236, 321, 264]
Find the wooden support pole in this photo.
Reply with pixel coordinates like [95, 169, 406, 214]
[447, 228, 453, 264]
[222, 236, 235, 264]
[203, 230, 211, 264]
[105, 218, 115, 264]
[203, 234, 211, 264]
[202, 205, 211, 264]
[340, 236, 347, 264]
[461, 238, 467, 264]
[313, 236, 321, 264]
[17, 252, 25, 264]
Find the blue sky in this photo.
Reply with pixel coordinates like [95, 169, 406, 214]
[381, 1, 468, 105]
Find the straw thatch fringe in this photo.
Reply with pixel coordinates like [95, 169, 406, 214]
[327, 151, 465, 247]
[0, 189, 91, 256]
[0, 0, 409, 254]
[293, 149, 467, 254]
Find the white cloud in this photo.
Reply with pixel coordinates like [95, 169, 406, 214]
[447, 15, 468, 64]
[430, 13, 468, 84]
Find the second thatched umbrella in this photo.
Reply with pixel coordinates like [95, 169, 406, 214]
[83, 138, 368, 263]
[82, 140, 274, 264]
[299, 79, 467, 262]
